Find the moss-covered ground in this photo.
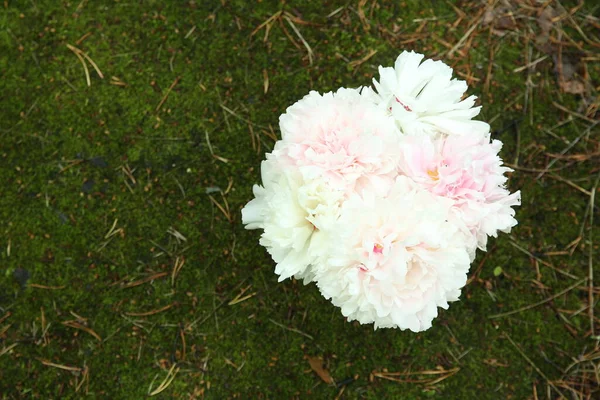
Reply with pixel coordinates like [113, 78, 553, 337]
[1, 0, 599, 398]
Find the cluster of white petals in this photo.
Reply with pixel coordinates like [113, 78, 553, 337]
[242, 51, 521, 332]
[363, 51, 490, 137]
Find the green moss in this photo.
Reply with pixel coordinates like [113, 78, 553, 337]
[1, 0, 598, 398]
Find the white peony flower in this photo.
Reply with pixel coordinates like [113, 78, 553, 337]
[314, 176, 473, 332]
[365, 50, 490, 137]
[242, 158, 343, 282]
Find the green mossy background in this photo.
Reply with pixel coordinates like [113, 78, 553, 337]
[1, 0, 598, 398]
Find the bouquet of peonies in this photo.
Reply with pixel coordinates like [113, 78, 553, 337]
[242, 51, 521, 332]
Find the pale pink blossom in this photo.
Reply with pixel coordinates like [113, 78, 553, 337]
[274, 88, 400, 197]
[315, 177, 472, 332]
[397, 132, 521, 249]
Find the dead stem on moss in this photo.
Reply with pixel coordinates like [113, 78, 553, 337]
[252, 10, 316, 65]
[371, 367, 460, 386]
[62, 320, 102, 341]
[148, 363, 179, 396]
[536, 122, 599, 180]
[125, 303, 177, 317]
[269, 318, 314, 340]
[504, 333, 566, 399]
[208, 193, 232, 224]
[155, 76, 180, 113]
[38, 358, 82, 372]
[121, 272, 168, 289]
[490, 278, 586, 319]
[28, 283, 66, 290]
[66, 44, 104, 86]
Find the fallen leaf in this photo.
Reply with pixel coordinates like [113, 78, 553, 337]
[307, 356, 333, 384]
[560, 79, 585, 94]
[482, 7, 497, 25]
[483, 3, 517, 36]
[555, 52, 580, 79]
[495, 15, 516, 30]
[537, 6, 556, 35]
[536, 6, 558, 46]
[554, 52, 586, 95]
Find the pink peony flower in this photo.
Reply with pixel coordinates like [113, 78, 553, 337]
[397, 131, 521, 249]
[273, 88, 400, 197]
